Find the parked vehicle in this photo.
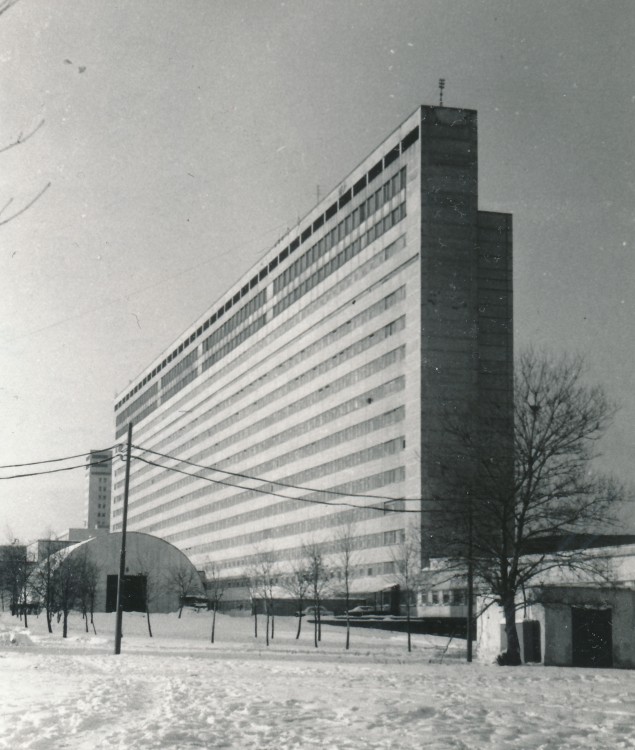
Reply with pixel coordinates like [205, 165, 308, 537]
[295, 605, 334, 618]
[347, 605, 376, 616]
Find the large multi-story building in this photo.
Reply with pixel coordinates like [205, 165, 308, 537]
[85, 449, 113, 530]
[112, 104, 513, 601]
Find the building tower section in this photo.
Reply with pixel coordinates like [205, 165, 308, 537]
[112, 105, 512, 598]
[84, 449, 113, 531]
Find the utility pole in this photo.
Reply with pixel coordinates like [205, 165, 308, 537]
[466, 498, 474, 662]
[114, 422, 133, 655]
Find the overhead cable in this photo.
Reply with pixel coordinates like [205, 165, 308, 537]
[131, 454, 420, 514]
[132, 443, 418, 504]
[0, 446, 117, 470]
[0, 456, 114, 481]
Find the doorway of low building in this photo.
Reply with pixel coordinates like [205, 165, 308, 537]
[105, 574, 148, 612]
[571, 606, 612, 668]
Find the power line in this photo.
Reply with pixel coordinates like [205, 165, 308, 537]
[0, 456, 114, 481]
[0, 445, 117, 470]
[131, 454, 420, 514]
[132, 443, 419, 504]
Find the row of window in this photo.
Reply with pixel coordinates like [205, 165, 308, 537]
[114, 138, 415, 413]
[114, 233, 409, 447]
[274, 202, 406, 318]
[115, 435, 404, 535]
[141, 442, 404, 542]
[116, 310, 263, 436]
[117, 198, 406, 432]
[164, 467, 406, 557]
[273, 169, 406, 295]
[205, 388, 405, 481]
[202, 315, 267, 374]
[120, 346, 405, 500]
[123, 410, 405, 520]
[202, 290, 267, 354]
[116, 318, 405, 501]
[114, 463, 405, 541]
[161, 349, 199, 388]
[116, 383, 158, 429]
[114, 288, 406, 492]
[426, 590, 471, 606]
[160, 368, 200, 409]
[132, 371, 405, 505]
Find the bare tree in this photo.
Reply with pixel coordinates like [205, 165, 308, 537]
[391, 526, 422, 653]
[30, 537, 59, 633]
[248, 549, 278, 647]
[165, 559, 202, 618]
[205, 562, 226, 644]
[280, 561, 311, 640]
[134, 555, 160, 638]
[303, 541, 333, 648]
[75, 549, 100, 635]
[332, 522, 358, 650]
[246, 571, 260, 639]
[53, 554, 85, 638]
[1, 539, 31, 624]
[435, 349, 624, 665]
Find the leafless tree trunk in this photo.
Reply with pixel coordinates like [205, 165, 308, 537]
[75, 550, 99, 636]
[391, 526, 422, 653]
[205, 562, 226, 645]
[303, 542, 332, 648]
[333, 522, 358, 650]
[135, 554, 159, 638]
[1, 540, 28, 621]
[249, 549, 278, 647]
[165, 559, 202, 618]
[280, 562, 310, 640]
[53, 556, 84, 639]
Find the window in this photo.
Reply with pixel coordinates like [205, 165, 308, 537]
[400, 125, 419, 152]
[384, 144, 400, 167]
[383, 530, 398, 545]
[353, 175, 367, 195]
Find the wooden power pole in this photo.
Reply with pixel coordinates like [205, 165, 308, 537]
[114, 422, 133, 655]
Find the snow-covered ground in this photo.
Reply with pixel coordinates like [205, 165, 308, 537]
[1, 610, 635, 749]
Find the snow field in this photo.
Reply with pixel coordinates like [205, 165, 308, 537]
[1, 611, 635, 749]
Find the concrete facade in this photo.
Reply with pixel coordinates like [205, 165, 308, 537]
[112, 105, 513, 600]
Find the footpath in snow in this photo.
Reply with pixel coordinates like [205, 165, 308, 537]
[1, 610, 635, 749]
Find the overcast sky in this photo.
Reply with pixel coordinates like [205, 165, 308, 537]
[1, 0, 634, 541]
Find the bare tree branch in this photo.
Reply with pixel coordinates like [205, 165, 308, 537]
[0, 181, 51, 227]
[0, 119, 45, 155]
[0, 0, 21, 18]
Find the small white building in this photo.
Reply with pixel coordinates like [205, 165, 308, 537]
[476, 542, 635, 669]
[58, 531, 204, 613]
[477, 585, 635, 669]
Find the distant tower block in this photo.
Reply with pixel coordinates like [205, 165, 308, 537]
[84, 449, 113, 530]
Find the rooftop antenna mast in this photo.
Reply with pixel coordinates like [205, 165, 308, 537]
[439, 78, 446, 107]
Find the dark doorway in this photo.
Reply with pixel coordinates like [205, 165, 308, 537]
[571, 607, 612, 668]
[106, 574, 148, 613]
